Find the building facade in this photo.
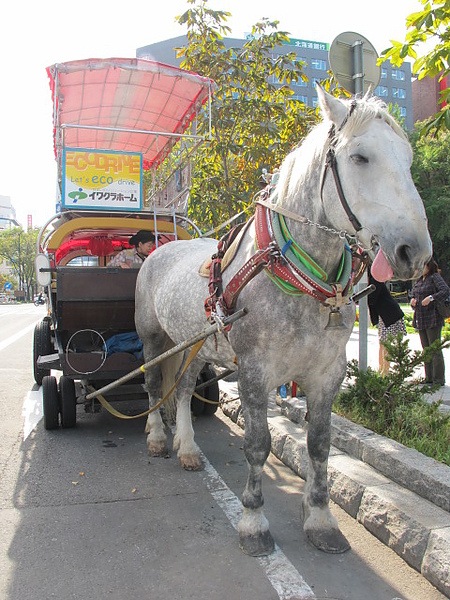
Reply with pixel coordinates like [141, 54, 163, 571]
[137, 35, 413, 130]
[412, 74, 449, 123]
[0, 195, 19, 230]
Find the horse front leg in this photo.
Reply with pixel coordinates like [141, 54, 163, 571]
[237, 376, 275, 556]
[301, 377, 350, 554]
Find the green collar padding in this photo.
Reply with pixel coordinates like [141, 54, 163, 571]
[262, 209, 352, 296]
[278, 214, 327, 280]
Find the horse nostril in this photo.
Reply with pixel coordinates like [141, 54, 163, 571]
[397, 244, 411, 264]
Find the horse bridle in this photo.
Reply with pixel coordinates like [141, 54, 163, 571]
[319, 100, 363, 233]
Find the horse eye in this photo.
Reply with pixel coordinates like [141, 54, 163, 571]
[351, 154, 368, 164]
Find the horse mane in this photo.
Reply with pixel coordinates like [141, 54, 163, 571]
[333, 93, 408, 149]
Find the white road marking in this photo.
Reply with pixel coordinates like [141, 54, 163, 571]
[0, 313, 47, 439]
[22, 389, 43, 440]
[201, 452, 316, 600]
[0, 320, 40, 352]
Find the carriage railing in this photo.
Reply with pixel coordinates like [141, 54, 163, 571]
[144, 138, 202, 216]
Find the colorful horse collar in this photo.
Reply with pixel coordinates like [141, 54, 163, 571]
[205, 199, 366, 326]
[254, 202, 354, 307]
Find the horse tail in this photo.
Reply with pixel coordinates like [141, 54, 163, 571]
[161, 353, 183, 425]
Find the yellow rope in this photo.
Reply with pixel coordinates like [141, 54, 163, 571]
[192, 391, 219, 405]
[88, 339, 206, 420]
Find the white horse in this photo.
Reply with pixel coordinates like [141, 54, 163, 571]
[135, 87, 431, 556]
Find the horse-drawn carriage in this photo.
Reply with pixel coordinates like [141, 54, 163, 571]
[35, 54, 433, 560]
[34, 58, 218, 429]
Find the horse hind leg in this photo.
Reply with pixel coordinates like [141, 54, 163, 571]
[142, 336, 174, 457]
[144, 384, 170, 456]
[172, 358, 203, 471]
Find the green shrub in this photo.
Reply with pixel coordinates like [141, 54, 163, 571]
[334, 334, 450, 465]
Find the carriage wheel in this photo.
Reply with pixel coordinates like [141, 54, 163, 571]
[59, 376, 77, 428]
[42, 375, 59, 430]
[33, 320, 52, 385]
[191, 364, 220, 417]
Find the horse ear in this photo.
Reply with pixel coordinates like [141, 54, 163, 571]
[316, 85, 348, 127]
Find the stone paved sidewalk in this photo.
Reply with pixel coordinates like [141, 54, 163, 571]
[218, 328, 450, 598]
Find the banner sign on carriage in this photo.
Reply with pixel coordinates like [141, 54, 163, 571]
[62, 148, 143, 211]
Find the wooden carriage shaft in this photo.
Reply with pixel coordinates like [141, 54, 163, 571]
[84, 308, 248, 401]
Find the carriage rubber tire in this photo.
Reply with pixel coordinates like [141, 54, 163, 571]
[191, 365, 220, 417]
[59, 376, 77, 428]
[33, 320, 52, 385]
[42, 375, 59, 430]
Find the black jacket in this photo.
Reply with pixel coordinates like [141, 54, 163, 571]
[368, 273, 404, 328]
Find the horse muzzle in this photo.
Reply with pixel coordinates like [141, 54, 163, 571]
[374, 239, 432, 282]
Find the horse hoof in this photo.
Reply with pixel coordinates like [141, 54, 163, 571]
[179, 454, 203, 471]
[147, 440, 170, 457]
[239, 530, 275, 556]
[306, 528, 350, 554]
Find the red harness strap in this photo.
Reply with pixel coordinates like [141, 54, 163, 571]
[205, 203, 367, 324]
[221, 246, 273, 310]
[204, 224, 246, 321]
[254, 204, 331, 303]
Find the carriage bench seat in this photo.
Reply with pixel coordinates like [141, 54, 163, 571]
[55, 267, 139, 332]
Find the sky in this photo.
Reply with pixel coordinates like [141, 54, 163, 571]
[0, 0, 422, 228]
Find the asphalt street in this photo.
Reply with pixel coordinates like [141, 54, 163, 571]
[0, 303, 448, 600]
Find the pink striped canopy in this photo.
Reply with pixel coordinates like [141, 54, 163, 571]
[47, 58, 213, 169]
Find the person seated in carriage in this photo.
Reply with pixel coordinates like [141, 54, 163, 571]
[109, 230, 155, 269]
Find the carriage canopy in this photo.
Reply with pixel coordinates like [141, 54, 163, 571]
[46, 58, 214, 170]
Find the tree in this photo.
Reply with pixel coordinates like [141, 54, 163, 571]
[0, 227, 39, 301]
[0, 273, 11, 292]
[175, 0, 317, 232]
[409, 125, 450, 281]
[381, 0, 450, 133]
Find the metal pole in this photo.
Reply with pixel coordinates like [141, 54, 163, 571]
[351, 38, 367, 368]
[358, 272, 369, 371]
[195, 367, 236, 391]
[85, 308, 248, 401]
[352, 40, 364, 96]
[62, 123, 206, 142]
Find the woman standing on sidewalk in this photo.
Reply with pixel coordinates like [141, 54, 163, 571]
[411, 258, 447, 387]
[368, 271, 406, 375]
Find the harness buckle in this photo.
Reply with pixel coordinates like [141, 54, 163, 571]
[324, 283, 346, 310]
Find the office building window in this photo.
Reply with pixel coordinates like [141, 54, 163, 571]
[293, 95, 308, 104]
[392, 69, 405, 81]
[312, 97, 319, 107]
[381, 68, 387, 79]
[294, 79, 308, 87]
[393, 87, 406, 99]
[398, 107, 407, 117]
[310, 58, 327, 70]
[375, 86, 388, 97]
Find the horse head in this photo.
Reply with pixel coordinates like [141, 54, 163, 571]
[316, 86, 432, 282]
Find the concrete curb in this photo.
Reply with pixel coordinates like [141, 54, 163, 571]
[220, 390, 450, 598]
